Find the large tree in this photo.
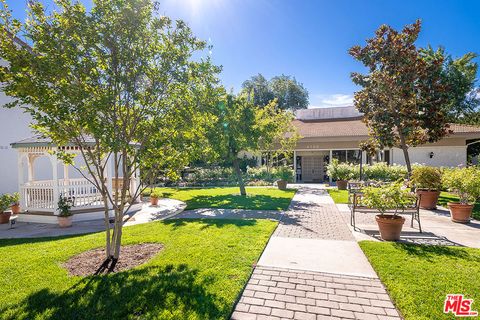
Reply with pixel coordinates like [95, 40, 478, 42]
[420, 46, 479, 122]
[0, 0, 219, 268]
[349, 20, 450, 175]
[242, 73, 309, 111]
[205, 93, 297, 196]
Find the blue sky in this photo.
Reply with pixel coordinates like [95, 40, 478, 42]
[6, 0, 480, 108]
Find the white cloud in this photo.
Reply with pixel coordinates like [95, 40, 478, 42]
[309, 93, 354, 109]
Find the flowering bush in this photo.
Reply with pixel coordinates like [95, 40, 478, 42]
[362, 182, 415, 215]
[363, 163, 407, 182]
[442, 167, 480, 204]
[327, 159, 355, 181]
[410, 165, 442, 190]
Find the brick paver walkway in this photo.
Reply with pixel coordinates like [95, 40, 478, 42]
[232, 266, 400, 320]
[231, 186, 401, 320]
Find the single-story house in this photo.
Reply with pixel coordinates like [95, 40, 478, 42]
[290, 106, 480, 183]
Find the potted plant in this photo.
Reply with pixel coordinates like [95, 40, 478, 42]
[10, 192, 20, 214]
[327, 159, 352, 190]
[410, 166, 442, 209]
[57, 195, 73, 228]
[275, 166, 293, 190]
[150, 190, 160, 206]
[362, 182, 415, 241]
[0, 194, 12, 224]
[442, 167, 480, 223]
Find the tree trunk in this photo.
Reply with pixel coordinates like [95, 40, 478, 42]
[399, 133, 412, 177]
[233, 157, 246, 196]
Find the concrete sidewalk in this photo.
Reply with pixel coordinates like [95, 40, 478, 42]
[232, 186, 401, 320]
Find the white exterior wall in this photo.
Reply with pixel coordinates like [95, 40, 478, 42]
[391, 146, 467, 167]
[0, 97, 37, 194]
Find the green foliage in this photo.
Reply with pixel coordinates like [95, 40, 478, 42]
[362, 182, 416, 215]
[350, 20, 451, 174]
[360, 241, 480, 320]
[363, 163, 408, 182]
[149, 191, 161, 199]
[0, 220, 277, 319]
[241, 73, 309, 111]
[442, 167, 480, 204]
[0, 0, 221, 258]
[0, 194, 11, 212]
[9, 192, 19, 205]
[410, 165, 442, 190]
[326, 159, 354, 181]
[57, 195, 73, 217]
[247, 166, 294, 183]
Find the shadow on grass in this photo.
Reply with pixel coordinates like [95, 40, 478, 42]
[0, 232, 100, 248]
[164, 218, 257, 230]
[1, 264, 227, 320]
[393, 242, 480, 262]
[186, 194, 292, 211]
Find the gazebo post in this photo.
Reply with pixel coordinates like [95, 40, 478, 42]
[17, 152, 26, 209]
[27, 154, 36, 182]
[50, 148, 59, 215]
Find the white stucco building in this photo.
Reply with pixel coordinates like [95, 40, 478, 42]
[291, 107, 480, 183]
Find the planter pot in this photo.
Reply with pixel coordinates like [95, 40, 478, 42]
[336, 180, 348, 190]
[0, 211, 11, 224]
[58, 216, 73, 228]
[375, 215, 405, 241]
[150, 197, 159, 206]
[416, 190, 440, 210]
[277, 180, 288, 190]
[447, 202, 473, 223]
[11, 204, 20, 214]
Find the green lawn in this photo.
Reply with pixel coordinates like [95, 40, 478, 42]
[327, 188, 349, 204]
[360, 241, 480, 320]
[150, 187, 296, 210]
[438, 191, 480, 220]
[0, 219, 277, 320]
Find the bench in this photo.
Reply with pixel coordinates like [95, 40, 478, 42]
[348, 190, 422, 233]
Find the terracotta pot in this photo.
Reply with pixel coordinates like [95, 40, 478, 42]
[375, 215, 405, 241]
[0, 212, 11, 224]
[447, 202, 473, 223]
[416, 190, 440, 209]
[150, 197, 159, 206]
[336, 180, 348, 190]
[58, 216, 73, 228]
[11, 204, 20, 214]
[277, 180, 287, 190]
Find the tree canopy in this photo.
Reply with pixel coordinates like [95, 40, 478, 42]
[204, 92, 298, 195]
[0, 0, 220, 264]
[349, 20, 451, 174]
[242, 73, 309, 111]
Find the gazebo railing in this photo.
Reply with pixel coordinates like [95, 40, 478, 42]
[21, 178, 103, 213]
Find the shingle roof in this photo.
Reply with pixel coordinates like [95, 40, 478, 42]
[293, 119, 480, 139]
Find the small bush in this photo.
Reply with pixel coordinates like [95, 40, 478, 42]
[150, 191, 161, 199]
[363, 163, 407, 182]
[362, 182, 415, 214]
[410, 166, 442, 190]
[327, 159, 355, 181]
[442, 167, 480, 204]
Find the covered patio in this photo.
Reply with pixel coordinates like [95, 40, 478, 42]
[11, 136, 140, 223]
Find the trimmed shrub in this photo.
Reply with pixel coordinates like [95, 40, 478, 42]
[442, 167, 480, 204]
[410, 165, 442, 190]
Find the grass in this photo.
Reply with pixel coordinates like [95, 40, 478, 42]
[0, 219, 277, 320]
[150, 187, 296, 210]
[438, 191, 480, 220]
[360, 241, 480, 320]
[327, 188, 349, 204]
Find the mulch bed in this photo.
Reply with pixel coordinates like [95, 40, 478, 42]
[63, 243, 164, 276]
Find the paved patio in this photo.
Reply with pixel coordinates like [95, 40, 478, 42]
[231, 186, 401, 320]
[336, 203, 480, 248]
[0, 198, 185, 238]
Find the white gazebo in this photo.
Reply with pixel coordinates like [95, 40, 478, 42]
[11, 136, 140, 223]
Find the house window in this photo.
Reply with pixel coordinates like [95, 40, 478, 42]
[347, 150, 362, 164]
[332, 150, 346, 162]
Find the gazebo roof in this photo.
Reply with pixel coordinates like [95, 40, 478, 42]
[11, 135, 140, 149]
[11, 135, 96, 149]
